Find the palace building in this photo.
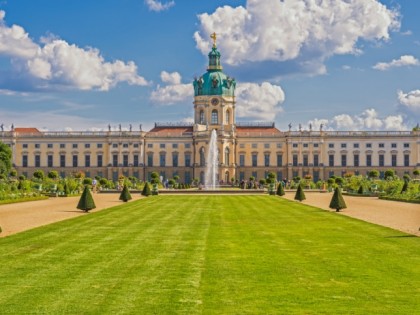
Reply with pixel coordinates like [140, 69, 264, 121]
[1, 36, 419, 183]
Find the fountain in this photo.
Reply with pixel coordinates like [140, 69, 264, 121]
[205, 129, 218, 189]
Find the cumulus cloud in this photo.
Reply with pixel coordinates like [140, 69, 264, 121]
[373, 55, 419, 70]
[194, 0, 399, 78]
[144, 0, 174, 12]
[398, 89, 420, 113]
[307, 109, 408, 131]
[150, 71, 192, 105]
[236, 82, 285, 120]
[0, 10, 148, 91]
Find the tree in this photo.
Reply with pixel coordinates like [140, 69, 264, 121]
[141, 182, 151, 196]
[368, 170, 379, 180]
[33, 170, 45, 181]
[48, 170, 59, 179]
[63, 182, 71, 196]
[119, 184, 132, 202]
[276, 182, 285, 196]
[0, 142, 12, 177]
[329, 187, 347, 212]
[335, 177, 344, 187]
[294, 185, 306, 202]
[77, 186, 96, 212]
[150, 172, 160, 184]
[413, 169, 420, 178]
[384, 169, 395, 180]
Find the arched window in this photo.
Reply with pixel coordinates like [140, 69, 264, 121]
[199, 110, 204, 124]
[200, 147, 205, 166]
[211, 110, 218, 124]
[226, 110, 230, 124]
[224, 147, 230, 165]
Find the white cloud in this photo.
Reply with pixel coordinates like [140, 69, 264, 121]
[373, 55, 419, 71]
[150, 71, 192, 105]
[194, 0, 399, 77]
[0, 10, 148, 91]
[236, 82, 285, 120]
[145, 0, 174, 12]
[307, 109, 408, 131]
[398, 90, 420, 113]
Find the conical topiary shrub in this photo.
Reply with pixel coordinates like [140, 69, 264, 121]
[77, 186, 96, 212]
[141, 182, 151, 196]
[357, 185, 364, 195]
[294, 184, 306, 202]
[64, 182, 71, 196]
[401, 180, 408, 193]
[276, 182, 285, 196]
[119, 184, 132, 202]
[329, 187, 347, 212]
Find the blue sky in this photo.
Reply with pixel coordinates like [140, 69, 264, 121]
[0, 0, 419, 131]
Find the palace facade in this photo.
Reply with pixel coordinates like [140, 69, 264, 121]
[1, 40, 419, 183]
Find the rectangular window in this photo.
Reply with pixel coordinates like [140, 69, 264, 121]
[47, 155, 53, 167]
[239, 171, 245, 182]
[35, 155, 41, 167]
[240, 143, 245, 148]
[133, 143, 139, 148]
[60, 143, 65, 149]
[72, 155, 78, 167]
[72, 144, 78, 149]
[292, 143, 298, 148]
[147, 143, 153, 148]
[185, 171, 191, 184]
[366, 154, 372, 167]
[252, 154, 258, 167]
[379, 154, 384, 167]
[160, 143, 166, 149]
[85, 143, 90, 149]
[185, 154, 191, 167]
[85, 155, 91, 167]
[404, 143, 410, 148]
[303, 154, 308, 167]
[366, 143, 372, 148]
[354, 154, 359, 167]
[239, 154, 245, 167]
[303, 143, 308, 148]
[379, 143, 384, 148]
[60, 155, 66, 167]
[277, 154, 282, 167]
[133, 155, 139, 167]
[293, 154, 298, 167]
[391, 143, 397, 148]
[313, 143, 319, 148]
[22, 143, 28, 149]
[113, 154, 118, 167]
[391, 154, 397, 167]
[172, 143, 178, 149]
[404, 154, 409, 167]
[160, 153, 166, 167]
[252, 143, 257, 149]
[329, 154, 334, 167]
[264, 143, 270, 149]
[313, 154, 319, 167]
[353, 143, 359, 148]
[172, 154, 178, 167]
[97, 143, 103, 148]
[277, 143, 282, 148]
[47, 143, 53, 149]
[122, 144, 129, 148]
[185, 143, 191, 149]
[264, 154, 270, 167]
[341, 143, 347, 148]
[112, 143, 118, 148]
[123, 155, 128, 167]
[147, 154, 153, 167]
[328, 143, 334, 148]
[341, 154, 347, 167]
[22, 155, 28, 167]
[97, 155, 103, 167]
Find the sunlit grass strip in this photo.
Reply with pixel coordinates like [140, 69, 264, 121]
[0, 195, 48, 205]
[0, 196, 418, 314]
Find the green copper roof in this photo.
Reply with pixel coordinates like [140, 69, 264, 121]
[193, 46, 236, 97]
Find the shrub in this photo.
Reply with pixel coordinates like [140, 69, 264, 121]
[276, 183, 285, 196]
[119, 184, 132, 202]
[77, 186, 96, 212]
[48, 170, 59, 179]
[33, 170, 45, 181]
[357, 185, 364, 194]
[294, 185, 306, 202]
[329, 187, 347, 212]
[141, 182, 151, 196]
[83, 178, 93, 186]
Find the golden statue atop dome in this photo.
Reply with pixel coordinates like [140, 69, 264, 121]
[210, 32, 217, 48]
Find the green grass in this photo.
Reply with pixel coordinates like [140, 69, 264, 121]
[0, 196, 419, 314]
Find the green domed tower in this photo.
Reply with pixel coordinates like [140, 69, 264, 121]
[193, 33, 236, 130]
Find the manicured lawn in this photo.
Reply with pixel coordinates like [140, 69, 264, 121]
[0, 196, 419, 314]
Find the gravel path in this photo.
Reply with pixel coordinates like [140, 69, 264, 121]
[0, 192, 419, 237]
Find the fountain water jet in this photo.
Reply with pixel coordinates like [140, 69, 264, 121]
[205, 129, 218, 190]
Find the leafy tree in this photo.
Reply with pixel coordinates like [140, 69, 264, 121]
[384, 169, 395, 180]
[63, 182, 71, 196]
[77, 186, 96, 212]
[33, 170, 45, 181]
[119, 184, 132, 202]
[83, 178, 93, 186]
[276, 182, 285, 196]
[141, 182, 151, 196]
[9, 169, 17, 177]
[150, 172, 160, 184]
[335, 177, 344, 187]
[368, 170, 379, 180]
[48, 170, 59, 179]
[403, 174, 411, 182]
[413, 169, 420, 178]
[259, 179, 266, 185]
[294, 185, 306, 202]
[329, 187, 347, 212]
[0, 142, 12, 177]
